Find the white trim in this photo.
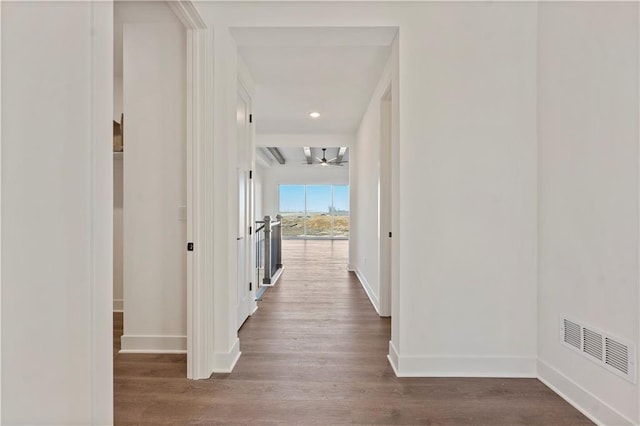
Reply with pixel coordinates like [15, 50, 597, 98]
[0, 3, 4, 420]
[91, 3, 114, 424]
[167, 0, 213, 380]
[637, 4, 640, 423]
[392, 354, 537, 378]
[537, 360, 634, 426]
[120, 335, 187, 353]
[212, 338, 241, 373]
[354, 267, 381, 315]
[113, 299, 123, 312]
[387, 340, 400, 376]
[168, 0, 205, 30]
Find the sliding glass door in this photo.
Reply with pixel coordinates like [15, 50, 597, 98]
[279, 185, 305, 238]
[279, 184, 349, 239]
[333, 185, 349, 238]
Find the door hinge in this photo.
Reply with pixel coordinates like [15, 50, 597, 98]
[249, 114, 253, 123]
[187, 242, 194, 251]
[249, 226, 252, 235]
[249, 282, 253, 291]
[249, 170, 253, 179]
[388, 232, 392, 238]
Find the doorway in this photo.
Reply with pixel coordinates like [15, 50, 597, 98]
[232, 26, 397, 350]
[112, 0, 210, 380]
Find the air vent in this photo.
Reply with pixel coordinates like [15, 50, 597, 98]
[563, 319, 581, 349]
[605, 337, 629, 376]
[560, 316, 636, 384]
[583, 328, 603, 361]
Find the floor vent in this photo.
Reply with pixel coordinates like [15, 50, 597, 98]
[560, 316, 636, 384]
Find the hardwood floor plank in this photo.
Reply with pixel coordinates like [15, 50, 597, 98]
[114, 240, 592, 425]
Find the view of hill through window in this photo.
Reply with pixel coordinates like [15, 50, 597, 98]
[279, 184, 349, 239]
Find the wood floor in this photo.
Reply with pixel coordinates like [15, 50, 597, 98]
[114, 240, 592, 425]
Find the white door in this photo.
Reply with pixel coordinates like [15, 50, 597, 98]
[237, 85, 252, 328]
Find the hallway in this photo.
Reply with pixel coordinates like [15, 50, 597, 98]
[114, 240, 591, 425]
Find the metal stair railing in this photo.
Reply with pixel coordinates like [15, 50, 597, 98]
[255, 215, 284, 295]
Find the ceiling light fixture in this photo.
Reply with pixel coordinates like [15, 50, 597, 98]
[309, 112, 320, 119]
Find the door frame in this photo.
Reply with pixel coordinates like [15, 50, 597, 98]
[168, 1, 214, 380]
[379, 83, 393, 317]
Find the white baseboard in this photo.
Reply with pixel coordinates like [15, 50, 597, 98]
[119, 334, 186, 354]
[386, 344, 634, 424]
[212, 338, 241, 373]
[113, 299, 123, 312]
[354, 267, 380, 315]
[388, 340, 400, 376]
[391, 353, 537, 378]
[537, 359, 634, 426]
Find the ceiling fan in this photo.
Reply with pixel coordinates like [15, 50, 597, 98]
[315, 148, 347, 167]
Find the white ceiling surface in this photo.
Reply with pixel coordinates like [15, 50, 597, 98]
[282, 147, 349, 163]
[234, 27, 395, 134]
[255, 133, 354, 148]
[259, 147, 349, 167]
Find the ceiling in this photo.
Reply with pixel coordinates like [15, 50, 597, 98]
[233, 27, 396, 134]
[259, 147, 349, 167]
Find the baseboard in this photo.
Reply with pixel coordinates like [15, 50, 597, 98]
[212, 338, 241, 373]
[391, 354, 537, 378]
[113, 299, 123, 312]
[388, 340, 400, 376]
[354, 267, 380, 315]
[255, 285, 269, 301]
[119, 334, 186, 354]
[537, 359, 635, 426]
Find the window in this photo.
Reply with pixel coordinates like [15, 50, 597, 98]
[279, 184, 349, 239]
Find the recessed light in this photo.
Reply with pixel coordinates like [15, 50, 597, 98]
[309, 112, 320, 119]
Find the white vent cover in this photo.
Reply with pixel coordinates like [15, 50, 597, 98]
[560, 316, 636, 384]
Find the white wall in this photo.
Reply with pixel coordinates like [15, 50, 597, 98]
[398, 3, 538, 376]
[198, 0, 538, 379]
[112, 1, 177, 317]
[1, 2, 113, 423]
[254, 164, 266, 232]
[121, 18, 188, 353]
[537, 3, 640, 424]
[114, 153, 124, 311]
[114, 76, 123, 122]
[113, 16, 123, 311]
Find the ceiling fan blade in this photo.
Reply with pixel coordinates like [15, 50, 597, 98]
[315, 157, 323, 162]
[327, 157, 337, 162]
